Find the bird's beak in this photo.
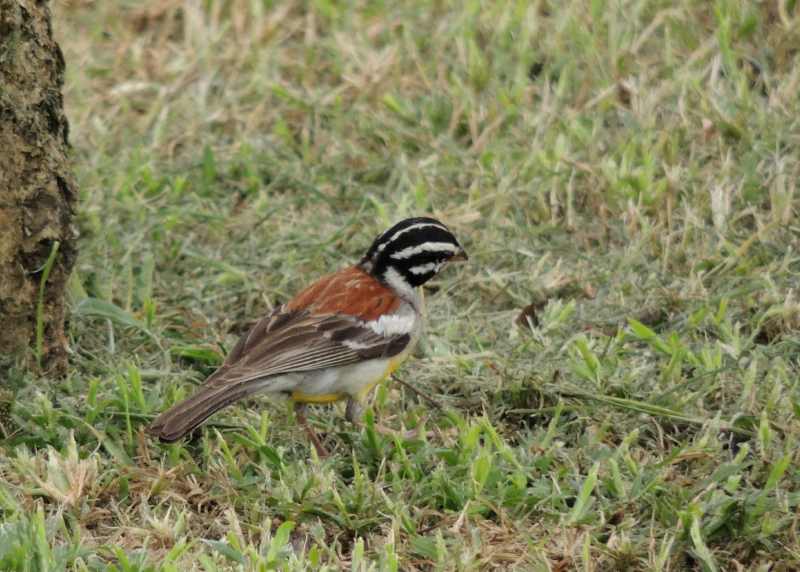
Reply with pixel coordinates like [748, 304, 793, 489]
[451, 250, 469, 262]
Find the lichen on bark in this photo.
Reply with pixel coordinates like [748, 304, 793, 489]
[0, 0, 78, 375]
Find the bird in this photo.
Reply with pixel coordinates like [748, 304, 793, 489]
[148, 216, 467, 455]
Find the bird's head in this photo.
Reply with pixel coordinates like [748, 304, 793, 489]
[360, 217, 467, 295]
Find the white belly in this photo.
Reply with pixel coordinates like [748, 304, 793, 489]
[293, 358, 393, 397]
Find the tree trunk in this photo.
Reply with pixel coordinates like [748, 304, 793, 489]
[0, 0, 77, 375]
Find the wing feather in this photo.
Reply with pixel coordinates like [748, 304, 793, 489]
[204, 306, 412, 390]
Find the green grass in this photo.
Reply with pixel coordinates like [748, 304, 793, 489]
[2, 0, 800, 569]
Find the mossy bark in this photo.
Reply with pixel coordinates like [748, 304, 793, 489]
[0, 0, 77, 375]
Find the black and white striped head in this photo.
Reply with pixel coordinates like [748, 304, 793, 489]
[360, 217, 467, 295]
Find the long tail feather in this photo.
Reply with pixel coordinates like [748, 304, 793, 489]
[148, 382, 258, 442]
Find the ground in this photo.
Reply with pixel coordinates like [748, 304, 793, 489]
[1, 1, 799, 570]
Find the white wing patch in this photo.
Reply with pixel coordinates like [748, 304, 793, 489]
[389, 241, 459, 260]
[341, 339, 380, 350]
[368, 310, 416, 337]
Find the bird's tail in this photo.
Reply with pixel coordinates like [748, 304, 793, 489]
[148, 381, 258, 442]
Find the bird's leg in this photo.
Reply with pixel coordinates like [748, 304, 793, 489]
[294, 402, 328, 458]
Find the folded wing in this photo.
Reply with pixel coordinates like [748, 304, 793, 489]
[148, 306, 411, 441]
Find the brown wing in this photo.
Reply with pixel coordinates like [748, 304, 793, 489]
[204, 266, 409, 387]
[205, 306, 410, 389]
